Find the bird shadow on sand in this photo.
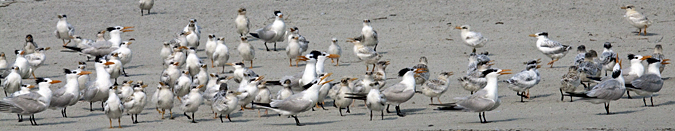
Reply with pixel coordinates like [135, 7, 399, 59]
[595, 109, 644, 115]
[333, 63, 350, 66]
[86, 124, 137, 131]
[124, 73, 147, 77]
[267, 120, 338, 126]
[37, 120, 77, 126]
[124, 65, 143, 69]
[657, 101, 675, 106]
[69, 112, 105, 118]
[530, 93, 554, 99]
[629, 32, 659, 36]
[463, 118, 522, 124]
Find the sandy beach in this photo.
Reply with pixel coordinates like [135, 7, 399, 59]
[1, 0, 674, 130]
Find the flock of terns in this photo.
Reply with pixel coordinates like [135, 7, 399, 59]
[0, 2, 669, 128]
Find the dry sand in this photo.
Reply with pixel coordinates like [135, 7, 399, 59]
[1, 0, 674, 130]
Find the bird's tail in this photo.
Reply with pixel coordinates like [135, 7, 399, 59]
[249, 33, 260, 39]
[266, 81, 281, 85]
[62, 46, 83, 52]
[345, 93, 368, 100]
[429, 103, 461, 110]
[0, 100, 16, 113]
[564, 92, 594, 98]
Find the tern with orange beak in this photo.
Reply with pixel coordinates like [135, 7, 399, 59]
[530, 32, 572, 68]
[49, 69, 92, 117]
[82, 59, 115, 111]
[504, 59, 541, 102]
[382, 67, 427, 117]
[250, 10, 286, 51]
[456, 25, 488, 52]
[0, 78, 60, 126]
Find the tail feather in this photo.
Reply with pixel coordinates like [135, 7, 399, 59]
[429, 103, 461, 110]
[0, 101, 17, 113]
[586, 77, 601, 81]
[344, 96, 366, 100]
[266, 81, 281, 85]
[564, 92, 595, 98]
[62, 46, 83, 52]
[251, 102, 275, 108]
[249, 33, 260, 39]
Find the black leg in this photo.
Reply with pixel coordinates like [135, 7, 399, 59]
[643, 98, 647, 106]
[478, 112, 483, 123]
[184, 112, 191, 119]
[134, 114, 139, 124]
[386, 104, 392, 113]
[122, 68, 128, 77]
[31, 114, 37, 125]
[292, 115, 303, 126]
[191, 113, 196, 123]
[319, 103, 328, 110]
[273, 42, 277, 51]
[381, 111, 384, 120]
[4, 90, 7, 97]
[373, 44, 378, 51]
[339, 108, 343, 116]
[482, 112, 487, 123]
[227, 114, 232, 122]
[395, 105, 405, 117]
[90, 102, 94, 111]
[650, 97, 654, 107]
[570, 95, 574, 102]
[219, 114, 224, 123]
[559, 89, 564, 101]
[332, 100, 337, 108]
[369, 110, 373, 121]
[604, 102, 610, 115]
[264, 42, 270, 51]
[470, 91, 474, 95]
[17, 114, 22, 122]
[627, 90, 632, 99]
[101, 102, 105, 111]
[346, 106, 351, 113]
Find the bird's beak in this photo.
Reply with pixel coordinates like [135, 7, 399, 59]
[621, 6, 627, 9]
[498, 69, 512, 75]
[127, 81, 134, 84]
[179, 46, 188, 50]
[44, 47, 51, 50]
[454, 26, 462, 29]
[142, 84, 148, 88]
[226, 76, 234, 80]
[50, 80, 62, 84]
[121, 26, 134, 32]
[350, 78, 359, 81]
[256, 76, 265, 81]
[385, 61, 391, 65]
[197, 85, 204, 89]
[100, 30, 106, 34]
[104, 62, 115, 65]
[536, 65, 542, 69]
[126, 42, 132, 45]
[536, 58, 541, 64]
[663, 59, 671, 65]
[640, 55, 652, 60]
[78, 71, 92, 75]
[415, 69, 427, 74]
[529, 34, 537, 37]
[69, 36, 75, 39]
[320, 79, 334, 85]
[226, 63, 234, 66]
[289, 28, 296, 31]
[279, 14, 283, 18]
[321, 73, 333, 80]
[184, 31, 191, 35]
[327, 54, 340, 58]
[27, 85, 36, 89]
[173, 62, 180, 66]
[234, 92, 242, 95]
[159, 82, 165, 86]
[297, 56, 309, 61]
[20, 51, 25, 55]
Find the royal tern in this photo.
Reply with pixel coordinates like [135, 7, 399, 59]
[236, 8, 250, 36]
[252, 75, 332, 126]
[288, 27, 310, 53]
[567, 64, 625, 114]
[152, 82, 174, 119]
[193, 64, 209, 91]
[628, 57, 668, 106]
[347, 38, 382, 71]
[104, 86, 124, 128]
[237, 76, 264, 110]
[504, 60, 541, 102]
[254, 81, 272, 117]
[24, 34, 38, 54]
[328, 38, 341, 66]
[653, 44, 666, 73]
[54, 14, 74, 46]
[105, 53, 124, 85]
[621, 5, 652, 36]
[574, 45, 587, 66]
[185, 47, 201, 77]
[185, 24, 200, 48]
[353, 19, 379, 51]
[0, 78, 59, 125]
[286, 36, 303, 67]
[107, 26, 134, 47]
[413, 56, 430, 85]
[213, 90, 240, 122]
[560, 66, 581, 101]
[113, 40, 133, 76]
[2, 66, 22, 96]
[237, 36, 255, 68]
[315, 51, 339, 74]
[49, 69, 90, 117]
[183, 19, 201, 37]
[456, 25, 488, 52]
[346, 88, 387, 121]
[82, 59, 115, 111]
[250, 10, 286, 51]
[382, 67, 426, 117]
[334, 77, 354, 116]
[432, 69, 510, 123]
[268, 51, 323, 91]
[123, 83, 147, 124]
[180, 85, 203, 123]
[598, 42, 618, 76]
[212, 38, 230, 73]
[530, 32, 572, 67]
[623, 54, 648, 98]
[174, 71, 192, 101]
[139, 0, 154, 16]
[417, 72, 453, 104]
[25, 47, 50, 79]
[12, 50, 30, 79]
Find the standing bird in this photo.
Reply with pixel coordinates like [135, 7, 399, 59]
[235, 8, 250, 36]
[628, 57, 668, 106]
[623, 54, 648, 98]
[288, 27, 310, 53]
[328, 38, 342, 66]
[212, 37, 230, 73]
[185, 47, 201, 77]
[560, 66, 581, 101]
[25, 47, 50, 79]
[621, 5, 652, 36]
[12, 50, 31, 79]
[286, 36, 302, 67]
[152, 82, 174, 119]
[213, 90, 240, 123]
[530, 32, 572, 67]
[504, 60, 541, 102]
[113, 40, 133, 76]
[578, 50, 603, 89]
[431, 69, 510, 123]
[413, 56, 430, 85]
[82, 59, 115, 111]
[180, 85, 203, 123]
[0, 52, 6, 76]
[174, 71, 192, 102]
[193, 64, 209, 91]
[574, 45, 587, 66]
[139, 0, 154, 16]
[49, 69, 91, 117]
[417, 72, 453, 104]
[75, 61, 90, 91]
[0, 78, 59, 125]
[353, 19, 378, 51]
[382, 68, 426, 117]
[250, 10, 286, 51]
[652, 44, 666, 73]
[2, 66, 22, 96]
[237, 36, 255, 68]
[160, 62, 181, 90]
[254, 81, 272, 117]
[204, 34, 217, 63]
[334, 77, 354, 116]
[185, 23, 200, 48]
[276, 79, 294, 100]
[456, 25, 488, 52]
[346, 88, 387, 121]
[182, 19, 201, 38]
[123, 84, 147, 124]
[598, 42, 617, 76]
[567, 64, 625, 114]
[104, 86, 124, 128]
[348, 38, 382, 71]
[106, 53, 124, 85]
[24, 34, 38, 54]
[252, 76, 332, 126]
[55, 14, 75, 46]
